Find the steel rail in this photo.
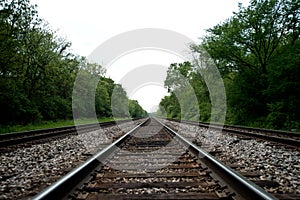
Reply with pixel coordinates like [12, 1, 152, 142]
[33, 118, 149, 200]
[167, 118, 300, 147]
[34, 117, 276, 200]
[0, 118, 144, 147]
[154, 117, 277, 200]
[0, 118, 139, 138]
[174, 119, 300, 137]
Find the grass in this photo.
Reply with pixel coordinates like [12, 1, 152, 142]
[0, 117, 127, 134]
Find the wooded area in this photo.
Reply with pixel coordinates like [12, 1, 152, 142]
[1, 0, 298, 131]
[157, 0, 299, 131]
[0, 0, 147, 127]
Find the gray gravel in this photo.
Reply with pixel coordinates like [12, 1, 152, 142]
[2, 118, 298, 199]
[165, 120, 300, 194]
[0, 119, 145, 199]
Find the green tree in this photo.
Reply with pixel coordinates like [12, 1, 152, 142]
[95, 78, 111, 117]
[158, 94, 181, 119]
[158, 62, 202, 121]
[128, 100, 147, 118]
[194, 0, 299, 129]
[264, 41, 300, 129]
[158, 0, 299, 130]
[202, 0, 299, 75]
[111, 84, 130, 118]
[0, 0, 42, 124]
[0, 0, 167, 128]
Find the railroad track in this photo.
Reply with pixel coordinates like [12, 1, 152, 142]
[0, 119, 148, 199]
[0, 119, 140, 149]
[164, 119, 300, 199]
[34, 118, 275, 200]
[167, 119, 300, 147]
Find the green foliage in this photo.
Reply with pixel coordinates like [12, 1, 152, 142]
[164, 62, 192, 92]
[0, 0, 77, 124]
[39, 96, 71, 120]
[198, 0, 300, 130]
[158, 94, 181, 119]
[129, 100, 148, 118]
[111, 84, 130, 118]
[0, 117, 120, 134]
[95, 78, 111, 117]
[264, 40, 300, 130]
[158, 0, 300, 131]
[202, 0, 299, 75]
[0, 0, 146, 128]
[157, 62, 209, 121]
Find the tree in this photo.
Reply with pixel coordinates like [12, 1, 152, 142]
[95, 79, 111, 117]
[158, 0, 299, 130]
[128, 100, 147, 118]
[264, 40, 300, 129]
[0, 0, 167, 127]
[158, 62, 205, 121]
[202, 0, 299, 76]
[192, 0, 299, 129]
[0, 0, 42, 124]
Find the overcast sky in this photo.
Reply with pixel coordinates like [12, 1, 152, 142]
[31, 0, 249, 112]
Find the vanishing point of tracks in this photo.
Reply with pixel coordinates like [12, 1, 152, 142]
[1, 118, 299, 199]
[34, 118, 276, 200]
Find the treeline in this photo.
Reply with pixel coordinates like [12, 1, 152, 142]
[157, 0, 299, 131]
[0, 0, 147, 126]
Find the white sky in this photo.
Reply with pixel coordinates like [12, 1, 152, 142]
[31, 0, 249, 112]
